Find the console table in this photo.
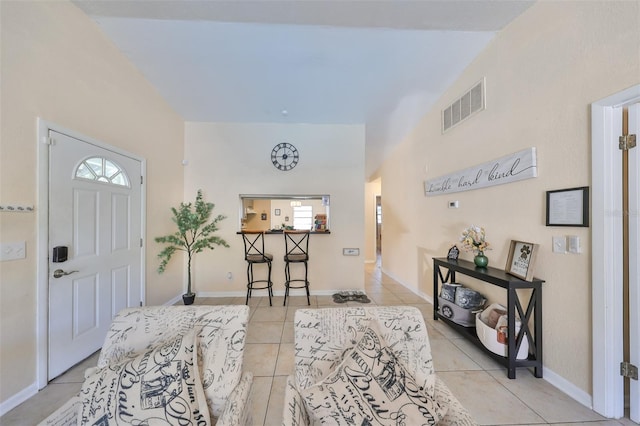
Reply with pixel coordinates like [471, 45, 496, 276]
[433, 257, 544, 379]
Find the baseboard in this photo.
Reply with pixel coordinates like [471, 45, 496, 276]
[380, 267, 433, 303]
[163, 294, 184, 306]
[380, 267, 408, 289]
[196, 291, 245, 298]
[0, 382, 38, 417]
[543, 365, 593, 409]
[196, 289, 361, 298]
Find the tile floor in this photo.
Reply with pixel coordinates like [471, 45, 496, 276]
[2, 262, 636, 425]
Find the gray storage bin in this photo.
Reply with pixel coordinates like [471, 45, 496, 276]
[438, 296, 483, 327]
[455, 287, 486, 309]
[440, 283, 461, 302]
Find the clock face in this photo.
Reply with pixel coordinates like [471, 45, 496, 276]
[271, 142, 299, 171]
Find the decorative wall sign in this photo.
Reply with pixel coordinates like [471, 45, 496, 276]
[424, 148, 537, 196]
[505, 240, 539, 281]
[447, 245, 460, 260]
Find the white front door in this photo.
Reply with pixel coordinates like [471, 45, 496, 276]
[48, 130, 143, 379]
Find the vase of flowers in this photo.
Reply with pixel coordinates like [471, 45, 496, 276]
[460, 225, 491, 267]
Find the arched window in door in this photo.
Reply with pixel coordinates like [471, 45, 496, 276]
[74, 157, 130, 187]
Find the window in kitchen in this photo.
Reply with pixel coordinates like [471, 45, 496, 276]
[293, 206, 313, 230]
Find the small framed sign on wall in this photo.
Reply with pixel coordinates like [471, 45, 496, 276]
[505, 240, 539, 281]
[546, 186, 589, 227]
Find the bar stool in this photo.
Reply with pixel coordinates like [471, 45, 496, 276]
[283, 230, 311, 306]
[241, 231, 273, 306]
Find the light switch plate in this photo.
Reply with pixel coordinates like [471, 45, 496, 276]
[0, 241, 26, 261]
[343, 248, 360, 256]
[552, 236, 566, 253]
[568, 235, 580, 253]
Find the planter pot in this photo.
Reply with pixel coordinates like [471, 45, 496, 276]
[182, 293, 196, 305]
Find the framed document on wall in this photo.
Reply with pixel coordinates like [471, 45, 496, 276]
[546, 186, 589, 227]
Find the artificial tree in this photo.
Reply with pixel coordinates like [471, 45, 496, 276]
[155, 189, 229, 304]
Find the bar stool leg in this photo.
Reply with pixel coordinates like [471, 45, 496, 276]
[283, 262, 289, 306]
[304, 260, 310, 305]
[245, 262, 252, 305]
[283, 261, 310, 306]
[266, 260, 273, 306]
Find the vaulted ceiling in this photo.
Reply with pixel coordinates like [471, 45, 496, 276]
[73, 0, 533, 177]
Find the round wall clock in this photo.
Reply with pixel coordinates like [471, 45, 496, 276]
[271, 142, 299, 171]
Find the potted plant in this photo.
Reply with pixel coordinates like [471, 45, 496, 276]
[155, 189, 229, 305]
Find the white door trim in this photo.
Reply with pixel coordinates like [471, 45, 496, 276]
[36, 118, 147, 389]
[591, 84, 640, 418]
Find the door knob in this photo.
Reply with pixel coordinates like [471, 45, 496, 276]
[53, 269, 78, 278]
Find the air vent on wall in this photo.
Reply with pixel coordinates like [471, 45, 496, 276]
[442, 78, 485, 133]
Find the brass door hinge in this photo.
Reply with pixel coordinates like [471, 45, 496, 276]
[619, 134, 636, 151]
[620, 361, 638, 380]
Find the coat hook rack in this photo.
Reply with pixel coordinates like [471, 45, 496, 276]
[0, 205, 35, 213]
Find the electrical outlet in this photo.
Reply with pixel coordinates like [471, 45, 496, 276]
[343, 248, 360, 256]
[0, 241, 26, 261]
[226, 272, 233, 280]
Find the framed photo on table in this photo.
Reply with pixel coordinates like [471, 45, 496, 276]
[546, 186, 589, 227]
[505, 240, 539, 281]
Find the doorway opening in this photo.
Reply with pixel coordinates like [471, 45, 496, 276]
[591, 86, 639, 422]
[375, 195, 382, 266]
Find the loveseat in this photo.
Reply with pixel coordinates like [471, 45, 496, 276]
[282, 306, 476, 425]
[40, 305, 253, 426]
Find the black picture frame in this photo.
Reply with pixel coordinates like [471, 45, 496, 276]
[546, 186, 589, 227]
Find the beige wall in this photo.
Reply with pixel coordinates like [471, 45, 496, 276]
[184, 122, 365, 296]
[245, 199, 272, 230]
[0, 1, 184, 406]
[379, 1, 640, 397]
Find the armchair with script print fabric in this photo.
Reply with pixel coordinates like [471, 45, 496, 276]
[40, 305, 253, 426]
[282, 306, 476, 426]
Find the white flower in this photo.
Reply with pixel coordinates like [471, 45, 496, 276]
[460, 225, 491, 254]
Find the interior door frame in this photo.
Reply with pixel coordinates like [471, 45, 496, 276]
[591, 84, 640, 418]
[36, 118, 147, 389]
[375, 195, 382, 254]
